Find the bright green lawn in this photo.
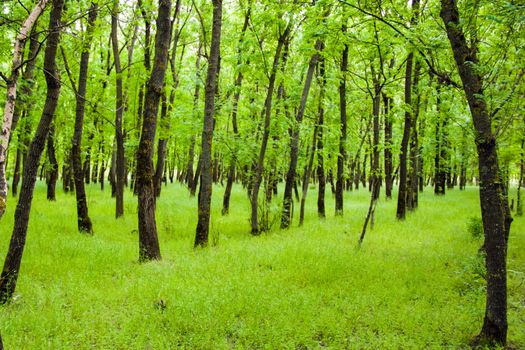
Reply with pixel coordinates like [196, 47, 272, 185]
[0, 182, 523, 349]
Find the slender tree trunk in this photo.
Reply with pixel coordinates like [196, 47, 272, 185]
[136, 0, 172, 262]
[222, 7, 250, 215]
[0, 0, 64, 304]
[383, 93, 393, 199]
[281, 40, 324, 229]
[316, 56, 326, 218]
[335, 25, 348, 215]
[396, 53, 413, 220]
[111, 0, 125, 218]
[517, 137, 524, 217]
[71, 2, 98, 233]
[250, 26, 290, 234]
[46, 124, 58, 201]
[299, 120, 319, 226]
[194, 0, 222, 247]
[153, 0, 182, 197]
[407, 59, 421, 210]
[441, 1, 510, 345]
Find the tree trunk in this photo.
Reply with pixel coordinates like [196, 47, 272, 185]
[0, 0, 64, 304]
[71, 2, 98, 233]
[250, 26, 290, 234]
[335, 25, 348, 215]
[316, 56, 326, 218]
[153, 0, 182, 197]
[46, 124, 58, 201]
[194, 0, 222, 247]
[222, 7, 250, 215]
[281, 39, 324, 229]
[136, 0, 172, 262]
[396, 52, 413, 220]
[441, 0, 510, 345]
[111, 0, 125, 218]
[383, 93, 393, 199]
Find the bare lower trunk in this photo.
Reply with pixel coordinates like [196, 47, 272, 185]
[281, 40, 323, 229]
[441, 1, 510, 344]
[137, 0, 172, 261]
[71, 3, 97, 233]
[194, 0, 222, 247]
[335, 25, 348, 215]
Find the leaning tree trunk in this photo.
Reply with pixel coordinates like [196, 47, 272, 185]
[71, 2, 98, 233]
[222, 7, 250, 215]
[0, 0, 64, 304]
[441, 0, 511, 345]
[136, 0, 172, 262]
[0, 0, 48, 220]
[250, 26, 290, 234]
[111, 0, 125, 218]
[335, 26, 348, 214]
[281, 40, 324, 229]
[359, 81, 381, 245]
[194, 0, 222, 247]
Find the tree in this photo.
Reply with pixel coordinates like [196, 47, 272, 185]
[440, 0, 511, 345]
[0, 0, 64, 304]
[194, 0, 222, 247]
[111, 0, 126, 218]
[71, 2, 98, 233]
[136, 0, 173, 262]
[0, 0, 48, 221]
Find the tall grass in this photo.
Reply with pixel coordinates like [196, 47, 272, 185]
[0, 182, 523, 348]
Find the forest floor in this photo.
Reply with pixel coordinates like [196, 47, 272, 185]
[0, 182, 523, 349]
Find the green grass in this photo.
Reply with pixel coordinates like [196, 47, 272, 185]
[0, 181, 524, 349]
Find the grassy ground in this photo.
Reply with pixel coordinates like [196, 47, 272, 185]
[0, 181, 523, 349]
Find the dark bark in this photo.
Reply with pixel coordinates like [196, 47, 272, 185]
[383, 93, 393, 199]
[441, 0, 510, 345]
[434, 84, 447, 195]
[71, 2, 97, 233]
[45, 124, 58, 201]
[250, 26, 290, 234]
[222, 7, 250, 216]
[111, 0, 125, 218]
[136, 0, 172, 262]
[281, 39, 324, 229]
[299, 116, 319, 226]
[316, 56, 326, 218]
[0, 0, 64, 304]
[153, 0, 182, 197]
[407, 59, 421, 210]
[11, 31, 40, 198]
[335, 25, 348, 215]
[517, 137, 524, 216]
[194, 0, 222, 247]
[396, 52, 413, 220]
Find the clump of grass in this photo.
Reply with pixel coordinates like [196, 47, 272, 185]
[467, 216, 484, 239]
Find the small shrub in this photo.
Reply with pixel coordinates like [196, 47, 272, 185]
[467, 216, 483, 239]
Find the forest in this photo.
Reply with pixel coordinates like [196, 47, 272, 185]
[0, 0, 524, 348]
